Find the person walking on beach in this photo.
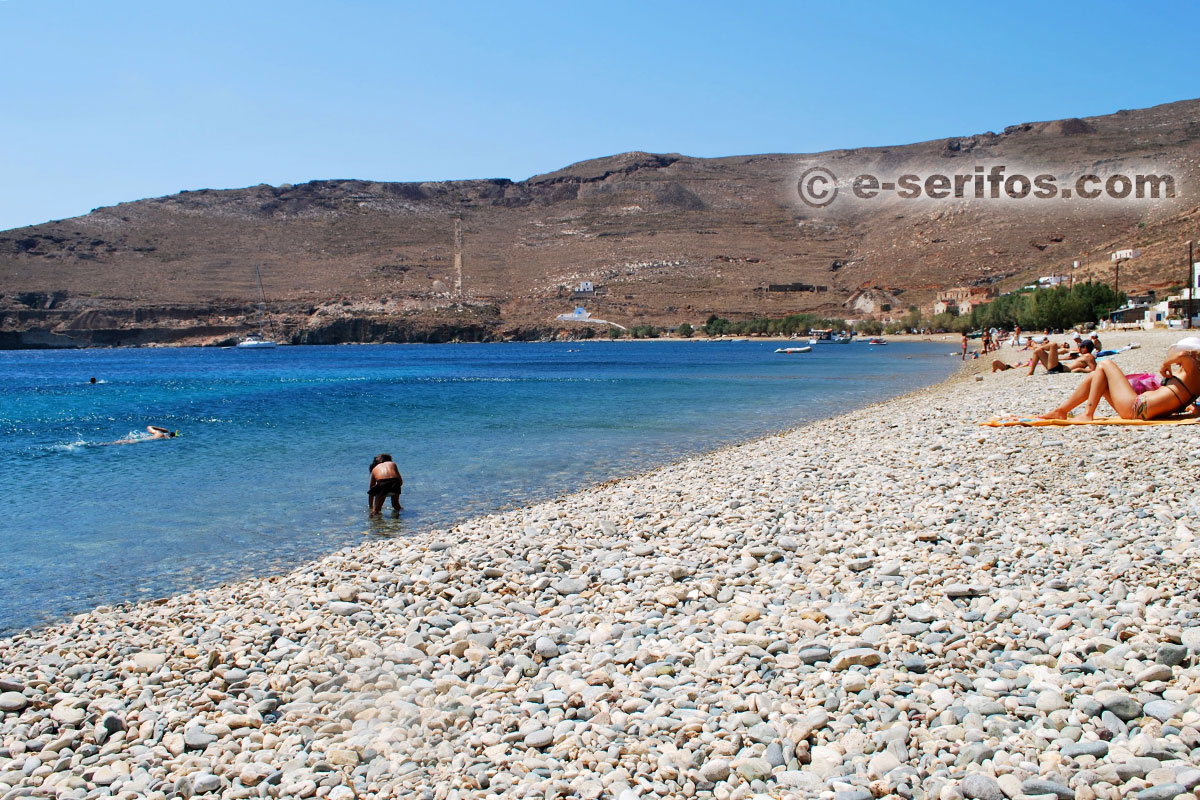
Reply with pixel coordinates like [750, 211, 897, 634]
[960, 332, 969, 360]
[368, 453, 403, 516]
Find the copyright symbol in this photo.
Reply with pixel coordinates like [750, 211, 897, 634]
[797, 167, 838, 208]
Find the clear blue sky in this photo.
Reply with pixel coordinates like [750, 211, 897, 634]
[2, 0, 1198, 231]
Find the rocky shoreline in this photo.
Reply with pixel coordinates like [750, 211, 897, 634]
[3, 329, 1200, 800]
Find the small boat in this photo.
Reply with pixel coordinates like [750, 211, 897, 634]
[236, 333, 276, 349]
[808, 338, 819, 346]
[831, 333, 853, 343]
[867, 337, 888, 345]
[236, 264, 278, 349]
[775, 346, 812, 354]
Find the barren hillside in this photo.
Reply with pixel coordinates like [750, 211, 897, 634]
[3, 98, 1199, 346]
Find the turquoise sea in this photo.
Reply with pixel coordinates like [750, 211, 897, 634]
[0, 340, 958, 633]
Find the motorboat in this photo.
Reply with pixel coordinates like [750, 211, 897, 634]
[775, 345, 812, 354]
[867, 337, 888, 345]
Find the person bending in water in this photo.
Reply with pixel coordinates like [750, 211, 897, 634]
[368, 453, 403, 516]
[1038, 338, 1200, 421]
[110, 425, 177, 444]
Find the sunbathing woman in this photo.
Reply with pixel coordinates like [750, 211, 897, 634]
[1038, 338, 1200, 421]
[1027, 340, 1096, 375]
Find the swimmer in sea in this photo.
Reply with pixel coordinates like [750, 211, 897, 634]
[109, 425, 178, 445]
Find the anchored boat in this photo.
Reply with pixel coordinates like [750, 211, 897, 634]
[236, 265, 278, 349]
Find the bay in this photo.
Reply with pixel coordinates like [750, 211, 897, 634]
[0, 339, 957, 633]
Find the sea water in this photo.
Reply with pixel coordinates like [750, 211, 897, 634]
[0, 340, 957, 633]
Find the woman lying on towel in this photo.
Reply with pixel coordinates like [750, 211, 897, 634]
[1038, 337, 1200, 421]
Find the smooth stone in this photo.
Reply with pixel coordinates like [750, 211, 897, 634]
[842, 672, 868, 692]
[1061, 740, 1109, 759]
[830, 648, 881, 670]
[1020, 778, 1073, 800]
[1135, 664, 1173, 683]
[131, 652, 166, 672]
[867, 750, 900, 779]
[328, 601, 364, 616]
[1181, 627, 1200, 652]
[184, 728, 217, 750]
[91, 765, 119, 785]
[0, 693, 27, 713]
[764, 742, 785, 768]
[796, 646, 831, 665]
[192, 773, 221, 793]
[1158, 643, 1190, 666]
[1098, 691, 1143, 722]
[1177, 767, 1200, 790]
[902, 655, 927, 674]
[745, 723, 777, 744]
[699, 758, 731, 783]
[906, 604, 936, 623]
[534, 636, 559, 659]
[960, 773, 1005, 800]
[51, 702, 85, 726]
[834, 789, 872, 800]
[1136, 785, 1185, 800]
[553, 577, 589, 595]
[450, 589, 481, 607]
[524, 729, 553, 749]
[735, 758, 772, 782]
[1143, 700, 1179, 722]
[1115, 757, 1160, 781]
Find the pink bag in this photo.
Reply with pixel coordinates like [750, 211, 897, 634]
[1126, 373, 1161, 394]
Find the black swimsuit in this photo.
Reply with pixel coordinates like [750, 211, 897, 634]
[1163, 377, 1199, 413]
[369, 476, 402, 496]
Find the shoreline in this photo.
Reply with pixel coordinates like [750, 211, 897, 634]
[1, 339, 961, 636]
[2, 330, 1198, 799]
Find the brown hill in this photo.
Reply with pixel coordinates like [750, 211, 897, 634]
[3, 98, 1200, 346]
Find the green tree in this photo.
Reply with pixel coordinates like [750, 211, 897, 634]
[854, 319, 883, 335]
[677, 322, 693, 338]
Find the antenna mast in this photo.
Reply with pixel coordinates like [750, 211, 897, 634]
[453, 217, 464, 298]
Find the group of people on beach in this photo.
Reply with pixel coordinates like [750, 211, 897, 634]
[990, 330, 1103, 376]
[986, 331, 1199, 421]
[1037, 336, 1200, 421]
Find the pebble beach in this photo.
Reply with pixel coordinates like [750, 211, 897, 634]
[3, 329, 1200, 800]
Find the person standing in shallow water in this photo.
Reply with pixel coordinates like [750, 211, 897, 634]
[368, 454, 403, 516]
[961, 332, 968, 360]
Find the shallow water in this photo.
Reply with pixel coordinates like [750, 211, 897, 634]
[0, 340, 958, 633]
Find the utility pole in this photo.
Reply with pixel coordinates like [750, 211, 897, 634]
[1188, 240, 1195, 329]
[453, 217, 464, 298]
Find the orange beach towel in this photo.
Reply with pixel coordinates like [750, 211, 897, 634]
[982, 415, 1200, 427]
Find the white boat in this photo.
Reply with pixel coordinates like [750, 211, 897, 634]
[775, 346, 812, 354]
[236, 333, 276, 349]
[236, 265, 278, 349]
